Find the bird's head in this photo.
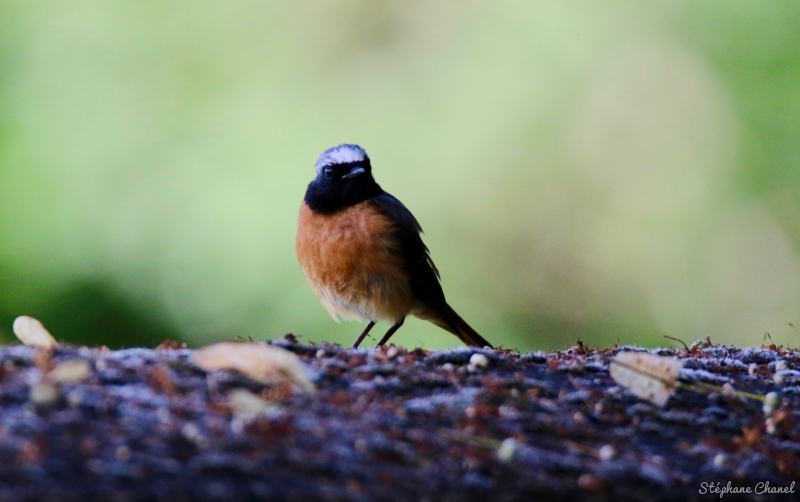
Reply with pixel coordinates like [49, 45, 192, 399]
[304, 144, 383, 213]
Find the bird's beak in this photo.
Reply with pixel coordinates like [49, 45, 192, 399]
[342, 166, 366, 179]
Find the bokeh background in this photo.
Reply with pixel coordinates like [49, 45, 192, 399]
[1, 1, 799, 351]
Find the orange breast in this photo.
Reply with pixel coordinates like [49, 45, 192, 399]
[296, 201, 414, 324]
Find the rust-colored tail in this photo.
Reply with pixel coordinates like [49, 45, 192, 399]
[428, 303, 493, 348]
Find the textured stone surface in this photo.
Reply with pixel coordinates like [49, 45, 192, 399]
[0, 337, 797, 501]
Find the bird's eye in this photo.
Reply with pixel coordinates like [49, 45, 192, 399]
[323, 167, 333, 179]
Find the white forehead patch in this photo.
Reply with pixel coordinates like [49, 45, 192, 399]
[315, 144, 368, 175]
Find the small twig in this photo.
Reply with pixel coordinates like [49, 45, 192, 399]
[678, 380, 765, 402]
[562, 439, 600, 458]
[438, 429, 501, 449]
[663, 335, 689, 352]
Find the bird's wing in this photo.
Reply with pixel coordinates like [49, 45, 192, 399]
[369, 193, 458, 332]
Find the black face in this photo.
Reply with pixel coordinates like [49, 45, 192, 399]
[304, 159, 384, 214]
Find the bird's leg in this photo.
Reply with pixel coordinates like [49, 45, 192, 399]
[377, 318, 405, 347]
[352, 321, 376, 348]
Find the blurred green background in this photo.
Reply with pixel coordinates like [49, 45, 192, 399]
[1, 1, 799, 351]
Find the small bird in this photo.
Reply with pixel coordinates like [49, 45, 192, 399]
[296, 144, 492, 349]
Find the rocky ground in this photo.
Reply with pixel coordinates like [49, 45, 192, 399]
[0, 335, 797, 501]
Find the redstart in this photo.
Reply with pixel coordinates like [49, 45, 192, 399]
[296, 144, 492, 349]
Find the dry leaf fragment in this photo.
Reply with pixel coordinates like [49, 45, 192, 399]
[598, 444, 615, 461]
[763, 391, 780, 416]
[12, 316, 58, 349]
[496, 438, 517, 462]
[609, 352, 683, 406]
[468, 353, 489, 371]
[29, 382, 58, 405]
[47, 360, 92, 384]
[228, 389, 282, 422]
[193, 342, 314, 392]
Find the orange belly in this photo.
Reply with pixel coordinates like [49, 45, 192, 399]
[296, 201, 414, 324]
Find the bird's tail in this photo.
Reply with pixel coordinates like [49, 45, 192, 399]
[428, 303, 493, 348]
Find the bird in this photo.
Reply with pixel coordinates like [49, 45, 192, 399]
[296, 143, 493, 349]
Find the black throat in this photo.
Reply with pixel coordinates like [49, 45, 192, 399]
[303, 175, 384, 214]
